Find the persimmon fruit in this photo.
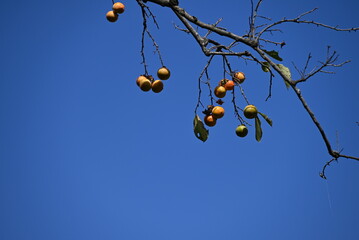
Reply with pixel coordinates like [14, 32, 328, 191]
[106, 11, 118, 22]
[136, 75, 149, 86]
[212, 106, 225, 119]
[113, 2, 125, 14]
[233, 72, 246, 84]
[214, 86, 226, 98]
[157, 67, 171, 80]
[243, 105, 258, 119]
[152, 80, 164, 93]
[139, 79, 152, 92]
[224, 80, 235, 90]
[235, 125, 248, 137]
[204, 115, 217, 127]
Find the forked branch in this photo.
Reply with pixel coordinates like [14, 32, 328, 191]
[140, 0, 359, 178]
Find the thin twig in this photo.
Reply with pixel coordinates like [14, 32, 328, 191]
[293, 47, 350, 85]
[257, 8, 359, 39]
[195, 56, 215, 114]
[142, 0, 359, 178]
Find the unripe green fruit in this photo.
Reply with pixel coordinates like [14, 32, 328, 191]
[235, 125, 248, 137]
[244, 105, 258, 119]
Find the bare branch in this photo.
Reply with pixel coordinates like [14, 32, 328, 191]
[138, 0, 160, 29]
[195, 55, 215, 114]
[141, 0, 359, 177]
[303, 53, 312, 76]
[171, 8, 210, 55]
[320, 157, 338, 179]
[170, 5, 258, 47]
[292, 85, 339, 158]
[138, 1, 150, 74]
[146, 29, 165, 66]
[320, 153, 359, 179]
[293, 47, 351, 85]
[173, 22, 190, 33]
[258, 38, 286, 47]
[257, 8, 359, 39]
[249, 0, 264, 38]
[137, 0, 165, 72]
[204, 18, 223, 38]
[265, 72, 274, 101]
[339, 154, 359, 161]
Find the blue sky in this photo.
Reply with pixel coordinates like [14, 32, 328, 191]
[1, 0, 358, 239]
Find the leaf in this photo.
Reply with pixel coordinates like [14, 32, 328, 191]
[255, 116, 263, 142]
[263, 50, 283, 61]
[276, 64, 292, 89]
[258, 112, 273, 127]
[276, 64, 291, 79]
[193, 115, 209, 142]
[261, 62, 271, 72]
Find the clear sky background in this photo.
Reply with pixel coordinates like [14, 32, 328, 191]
[1, 0, 359, 239]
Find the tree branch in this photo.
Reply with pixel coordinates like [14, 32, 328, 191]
[257, 8, 359, 39]
[141, 0, 359, 178]
[293, 47, 350, 85]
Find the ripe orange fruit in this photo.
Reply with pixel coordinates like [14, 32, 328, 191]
[243, 105, 258, 119]
[106, 11, 118, 22]
[224, 80, 235, 90]
[136, 75, 149, 86]
[212, 106, 225, 119]
[151, 80, 164, 93]
[113, 2, 125, 14]
[214, 86, 226, 98]
[157, 67, 171, 80]
[204, 115, 217, 127]
[233, 72, 245, 84]
[235, 125, 248, 137]
[139, 79, 152, 92]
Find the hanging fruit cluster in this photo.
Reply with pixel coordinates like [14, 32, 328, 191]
[106, 2, 125, 22]
[203, 106, 225, 127]
[104, 1, 272, 143]
[136, 67, 171, 93]
[105, 2, 171, 94]
[194, 69, 272, 142]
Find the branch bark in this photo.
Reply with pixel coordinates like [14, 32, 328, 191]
[140, 0, 359, 177]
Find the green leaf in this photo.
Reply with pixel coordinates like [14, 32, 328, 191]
[276, 64, 292, 89]
[258, 112, 273, 127]
[261, 62, 271, 72]
[255, 116, 263, 142]
[193, 114, 209, 142]
[263, 50, 283, 61]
